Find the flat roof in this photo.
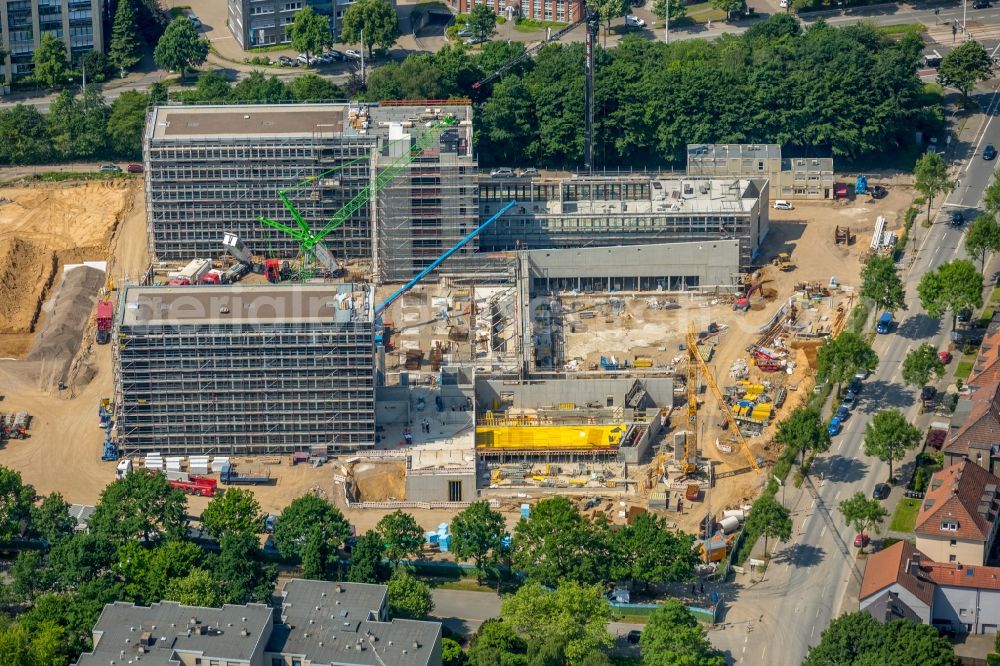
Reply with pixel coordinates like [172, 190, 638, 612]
[121, 284, 373, 326]
[149, 103, 473, 141]
[536, 176, 763, 215]
[688, 143, 782, 160]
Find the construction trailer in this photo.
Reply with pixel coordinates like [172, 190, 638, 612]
[96, 300, 113, 344]
[113, 283, 376, 456]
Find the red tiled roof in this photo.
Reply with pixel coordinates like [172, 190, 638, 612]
[970, 322, 1000, 386]
[914, 460, 1000, 542]
[943, 381, 1000, 457]
[860, 541, 934, 605]
[923, 561, 1000, 590]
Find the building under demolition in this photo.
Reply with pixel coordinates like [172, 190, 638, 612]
[143, 101, 477, 280]
[113, 284, 376, 456]
[477, 175, 769, 269]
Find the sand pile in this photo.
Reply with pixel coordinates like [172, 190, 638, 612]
[0, 238, 55, 334]
[351, 461, 406, 501]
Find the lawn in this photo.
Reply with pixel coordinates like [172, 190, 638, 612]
[955, 360, 974, 380]
[889, 498, 922, 533]
[878, 23, 926, 37]
[513, 18, 562, 32]
[990, 286, 1000, 303]
[681, 2, 726, 23]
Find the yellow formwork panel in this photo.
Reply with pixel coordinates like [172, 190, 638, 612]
[476, 424, 628, 450]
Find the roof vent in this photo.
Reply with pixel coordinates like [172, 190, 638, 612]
[336, 585, 344, 593]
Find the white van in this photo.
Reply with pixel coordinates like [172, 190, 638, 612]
[625, 15, 646, 27]
[773, 200, 793, 210]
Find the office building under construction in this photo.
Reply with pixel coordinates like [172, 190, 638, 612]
[143, 101, 477, 280]
[113, 284, 376, 456]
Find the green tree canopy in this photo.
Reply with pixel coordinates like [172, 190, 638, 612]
[803, 612, 958, 665]
[214, 533, 276, 604]
[917, 258, 983, 329]
[985, 172, 1000, 217]
[938, 39, 993, 104]
[860, 255, 906, 315]
[640, 599, 726, 666]
[272, 494, 351, 561]
[300, 526, 330, 579]
[228, 71, 293, 104]
[467, 619, 528, 666]
[774, 405, 831, 465]
[165, 567, 223, 607]
[744, 492, 791, 557]
[107, 90, 150, 158]
[153, 17, 209, 75]
[200, 488, 262, 540]
[710, 0, 744, 18]
[467, 4, 498, 41]
[966, 214, 1000, 275]
[346, 530, 390, 584]
[914, 151, 954, 224]
[588, 0, 628, 36]
[88, 471, 187, 544]
[902, 343, 947, 388]
[816, 331, 879, 392]
[287, 6, 332, 61]
[0, 467, 41, 542]
[0, 104, 52, 164]
[32, 492, 75, 544]
[290, 73, 343, 102]
[47, 532, 118, 591]
[512, 496, 609, 587]
[839, 491, 889, 550]
[33, 34, 69, 87]
[863, 409, 922, 481]
[109, 0, 142, 77]
[375, 510, 424, 567]
[386, 570, 433, 619]
[341, 0, 400, 57]
[609, 512, 698, 589]
[501, 581, 613, 665]
[651, 0, 687, 22]
[450, 501, 506, 584]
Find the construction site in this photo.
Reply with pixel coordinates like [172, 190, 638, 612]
[0, 95, 917, 552]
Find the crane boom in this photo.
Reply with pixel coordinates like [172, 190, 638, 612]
[683, 341, 699, 475]
[687, 324, 760, 471]
[472, 13, 591, 89]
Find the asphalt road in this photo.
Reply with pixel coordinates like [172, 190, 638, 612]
[708, 86, 1000, 665]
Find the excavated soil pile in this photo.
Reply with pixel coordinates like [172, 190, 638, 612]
[351, 462, 407, 501]
[0, 237, 54, 334]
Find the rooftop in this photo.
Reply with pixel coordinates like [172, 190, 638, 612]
[860, 540, 935, 606]
[687, 143, 782, 161]
[148, 103, 473, 141]
[914, 459, 1000, 542]
[76, 601, 273, 666]
[945, 381, 1000, 457]
[970, 312, 1000, 386]
[121, 284, 374, 326]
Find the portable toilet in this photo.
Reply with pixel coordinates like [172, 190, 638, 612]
[426, 531, 439, 545]
[520, 503, 531, 519]
[439, 534, 451, 552]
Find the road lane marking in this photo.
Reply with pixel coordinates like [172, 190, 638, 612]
[811, 624, 816, 638]
[820, 526, 827, 538]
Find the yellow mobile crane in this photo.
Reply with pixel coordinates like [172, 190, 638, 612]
[681, 342, 699, 476]
[686, 324, 760, 471]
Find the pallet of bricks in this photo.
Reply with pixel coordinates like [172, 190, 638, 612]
[1, 412, 30, 440]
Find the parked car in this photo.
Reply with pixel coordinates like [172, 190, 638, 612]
[773, 200, 793, 210]
[627, 630, 641, 644]
[126, 163, 144, 174]
[841, 394, 857, 411]
[873, 483, 891, 500]
[854, 533, 870, 548]
[520, 167, 539, 177]
[848, 377, 863, 395]
[985, 144, 998, 160]
[466, 35, 486, 45]
[345, 49, 362, 59]
[952, 210, 965, 227]
[973, 0, 992, 8]
[327, 49, 345, 61]
[625, 14, 646, 27]
[457, 28, 472, 37]
[278, 55, 297, 67]
[835, 405, 850, 421]
[939, 350, 953, 364]
[99, 164, 121, 173]
[871, 184, 888, 199]
[920, 386, 938, 402]
[828, 416, 843, 436]
[490, 167, 514, 178]
[957, 307, 972, 323]
[316, 53, 334, 64]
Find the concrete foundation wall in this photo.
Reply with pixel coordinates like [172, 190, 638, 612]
[406, 471, 477, 502]
[475, 377, 674, 412]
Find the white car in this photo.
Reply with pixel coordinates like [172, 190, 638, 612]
[625, 14, 646, 27]
[779, 0, 789, 6]
[773, 200, 794, 210]
[345, 49, 362, 59]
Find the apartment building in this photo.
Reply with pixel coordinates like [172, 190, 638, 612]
[227, 0, 366, 49]
[114, 284, 376, 456]
[0, 0, 104, 84]
[449, 0, 584, 24]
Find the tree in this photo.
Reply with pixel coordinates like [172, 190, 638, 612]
[290, 73, 343, 102]
[32, 492, 75, 543]
[228, 71, 293, 103]
[300, 526, 330, 580]
[501, 582, 613, 665]
[341, 0, 400, 57]
[88, 471, 187, 544]
[190, 70, 232, 102]
[0, 466, 38, 542]
[442, 637, 466, 666]
[165, 567, 223, 607]
[47, 532, 118, 590]
[860, 256, 906, 315]
[588, 0, 628, 38]
[109, 0, 142, 77]
[816, 331, 879, 394]
[640, 599, 725, 666]
[803, 612, 958, 666]
[914, 151, 954, 225]
[153, 17, 209, 76]
[467, 619, 528, 666]
[966, 214, 1000, 275]
[917, 259, 983, 329]
[863, 409, 922, 482]
[148, 81, 168, 105]
[710, 0, 745, 19]
[346, 530, 390, 583]
[0, 105, 52, 164]
[476, 76, 539, 165]
[107, 90, 150, 157]
[214, 533, 276, 604]
[774, 405, 831, 465]
[10, 550, 47, 600]
[744, 493, 791, 557]
[609, 512, 698, 590]
[200, 488, 262, 540]
[287, 6, 332, 63]
[512, 496, 609, 587]
[902, 343, 947, 388]
[838, 492, 889, 551]
[466, 4, 497, 41]
[386, 570, 433, 619]
[986, 172, 1000, 217]
[651, 0, 687, 22]
[375, 510, 424, 567]
[33, 34, 69, 87]
[450, 501, 506, 584]
[143, 540, 205, 602]
[938, 39, 992, 105]
[78, 50, 110, 82]
[272, 494, 351, 561]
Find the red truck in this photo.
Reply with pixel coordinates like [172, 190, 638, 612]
[168, 476, 219, 497]
[96, 300, 113, 344]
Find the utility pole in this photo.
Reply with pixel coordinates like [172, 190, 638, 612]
[583, 11, 599, 173]
[664, 2, 669, 44]
[360, 28, 366, 84]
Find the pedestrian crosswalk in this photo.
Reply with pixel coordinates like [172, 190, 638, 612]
[926, 23, 1000, 44]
